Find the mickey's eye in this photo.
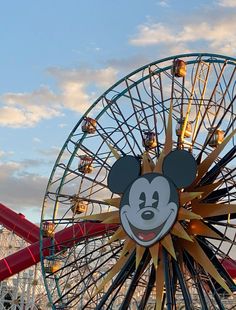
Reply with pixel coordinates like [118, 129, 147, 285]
[139, 192, 146, 209]
[152, 191, 159, 208]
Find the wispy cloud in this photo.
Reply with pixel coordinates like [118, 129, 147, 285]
[0, 161, 47, 212]
[0, 86, 62, 128]
[0, 66, 118, 128]
[217, 0, 236, 7]
[156, 0, 169, 7]
[38, 146, 61, 157]
[33, 137, 41, 143]
[48, 66, 118, 113]
[130, 11, 236, 56]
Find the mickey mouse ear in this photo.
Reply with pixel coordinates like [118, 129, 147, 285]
[163, 150, 197, 188]
[107, 156, 141, 194]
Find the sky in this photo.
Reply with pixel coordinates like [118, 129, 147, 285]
[0, 0, 236, 223]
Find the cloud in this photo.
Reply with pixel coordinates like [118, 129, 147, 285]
[48, 66, 118, 113]
[38, 146, 61, 158]
[0, 150, 14, 159]
[0, 161, 47, 213]
[0, 66, 118, 128]
[129, 12, 236, 56]
[0, 86, 62, 128]
[217, 0, 236, 7]
[58, 123, 67, 128]
[33, 137, 41, 143]
[157, 1, 169, 7]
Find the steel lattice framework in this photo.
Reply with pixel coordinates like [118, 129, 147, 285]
[40, 53, 236, 309]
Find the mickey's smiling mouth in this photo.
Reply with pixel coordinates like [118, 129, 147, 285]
[125, 211, 174, 242]
[129, 220, 166, 241]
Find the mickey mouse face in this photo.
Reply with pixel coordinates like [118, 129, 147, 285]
[107, 150, 197, 247]
[120, 173, 178, 247]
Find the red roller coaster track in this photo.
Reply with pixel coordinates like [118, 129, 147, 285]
[0, 202, 235, 282]
[0, 203, 39, 243]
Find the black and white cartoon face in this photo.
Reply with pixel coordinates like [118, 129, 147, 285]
[120, 173, 178, 247]
[107, 150, 197, 248]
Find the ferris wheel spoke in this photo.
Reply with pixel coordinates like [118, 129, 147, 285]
[102, 97, 141, 155]
[77, 143, 112, 171]
[184, 253, 209, 309]
[53, 244, 122, 307]
[172, 259, 194, 309]
[95, 250, 136, 310]
[207, 220, 236, 229]
[206, 92, 235, 141]
[199, 146, 236, 186]
[95, 124, 126, 157]
[148, 67, 162, 155]
[138, 265, 155, 309]
[61, 166, 109, 190]
[119, 249, 150, 310]
[56, 238, 121, 281]
[64, 247, 123, 308]
[197, 237, 236, 288]
[155, 72, 168, 132]
[133, 78, 154, 129]
[110, 99, 143, 154]
[191, 63, 211, 148]
[191, 60, 228, 146]
[125, 78, 148, 148]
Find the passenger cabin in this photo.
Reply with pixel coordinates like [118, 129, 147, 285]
[208, 128, 224, 148]
[44, 261, 61, 274]
[176, 118, 192, 138]
[42, 222, 55, 238]
[78, 155, 93, 174]
[143, 131, 157, 149]
[81, 117, 96, 134]
[172, 59, 187, 78]
[71, 200, 88, 214]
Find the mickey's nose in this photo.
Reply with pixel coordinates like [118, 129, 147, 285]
[141, 210, 154, 220]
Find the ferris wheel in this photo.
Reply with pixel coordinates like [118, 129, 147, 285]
[40, 53, 236, 309]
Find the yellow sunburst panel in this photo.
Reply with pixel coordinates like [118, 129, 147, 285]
[177, 206, 202, 220]
[107, 227, 126, 244]
[190, 128, 236, 188]
[160, 234, 176, 260]
[179, 191, 203, 205]
[120, 237, 136, 257]
[149, 243, 160, 269]
[171, 221, 193, 242]
[193, 180, 222, 201]
[102, 213, 120, 224]
[141, 152, 154, 174]
[136, 245, 146, 269]
[103, 197, 121, 208]
[187, 220, 224, 240]
[105, 141, 121, 160]
[80, 210, 119, 221]
[154, 104, 173, 173]
[192, 203, 236, 218]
